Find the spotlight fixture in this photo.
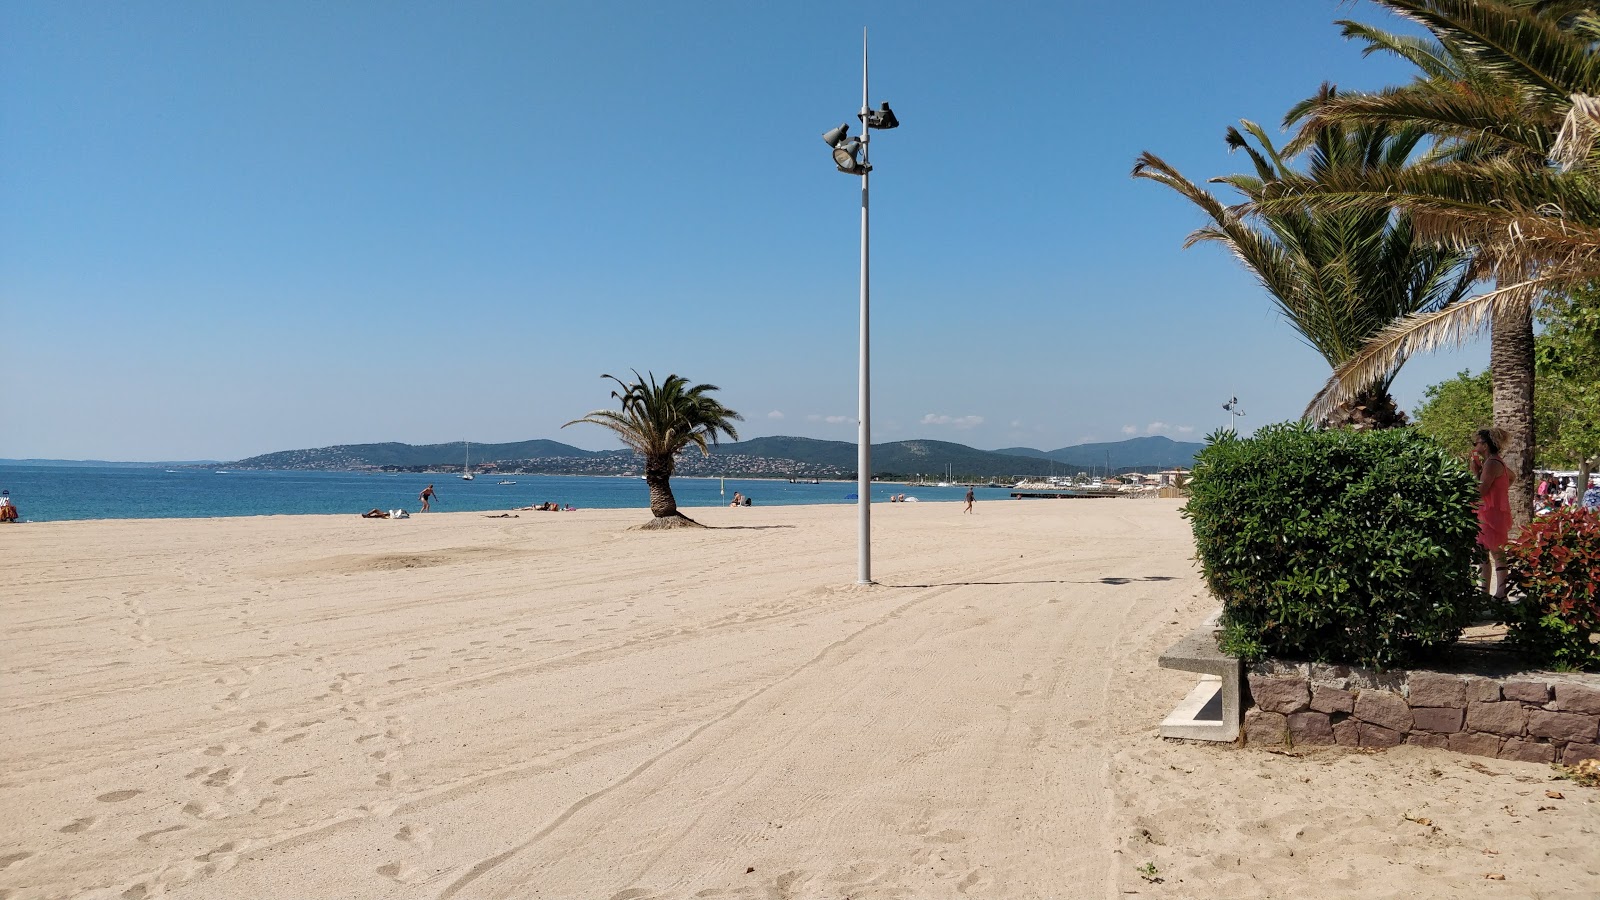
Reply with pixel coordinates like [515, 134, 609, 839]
[832, 138, 869, 174]
[859, 101, 898, 130]
[823, 123, 851, 148]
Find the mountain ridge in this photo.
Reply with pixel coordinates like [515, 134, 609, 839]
[221, 434, 1203, 477]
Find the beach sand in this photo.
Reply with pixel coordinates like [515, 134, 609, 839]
[2, 500, 1595, 899]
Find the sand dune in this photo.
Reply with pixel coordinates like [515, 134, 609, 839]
[1, 500, 1594, 899]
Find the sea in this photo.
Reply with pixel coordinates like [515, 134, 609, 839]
[0, 466, 1019, 523]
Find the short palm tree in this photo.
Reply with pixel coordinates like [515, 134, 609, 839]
[564, 371, 742, 529]
[1134, 109, 1473, 427]
[1265, 0, 1600, 525]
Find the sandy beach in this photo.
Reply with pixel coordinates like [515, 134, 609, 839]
[2, 499, 1595, 899]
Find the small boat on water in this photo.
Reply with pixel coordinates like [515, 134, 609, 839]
[497, 480, 516, 485]
[460, 442, 475, 481]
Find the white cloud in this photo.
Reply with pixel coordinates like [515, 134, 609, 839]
[920, 414, 984, 429]
[767, 410, 785, 420]
[1176, 425, 1195, 435]
[1121, 425, 1138, 435]
[1146, 421, 1168, 434]
[825, 415, 852, 425]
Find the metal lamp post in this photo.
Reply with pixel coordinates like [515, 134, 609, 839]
[1223, 396, 1246, 433]
[823, 30, 898, 585]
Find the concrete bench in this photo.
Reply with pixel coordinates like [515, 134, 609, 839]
[1157, 610, 1242, 742]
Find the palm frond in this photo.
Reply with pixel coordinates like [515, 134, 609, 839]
[1302, 275, 1558, 423]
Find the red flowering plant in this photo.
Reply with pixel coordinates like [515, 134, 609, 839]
[1503, 506, 1600, 671]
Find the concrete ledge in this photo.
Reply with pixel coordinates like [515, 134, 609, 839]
[1158, 611, 1241, 743]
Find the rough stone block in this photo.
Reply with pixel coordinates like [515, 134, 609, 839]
[1407, 672, 1467, 708]
[1354, 689, 1413, 732]
[1526, 710, 1599, 743]
[1307, 663, 1351, 687]
[1553, 683, 1600, 715]
[1561, 742, 1600, 765]
[1411, 706, 1465, 734]
[1406, 733, 1449, 749]
[1447, 732, 1502, 758]
[1463, 676, 1502, 703]
[1310, 685, 1355, 714]
[1466, 701, 1528, 737]
[1501, 679, 1551, 704]
[1248, 675, 1310, 715]
[1333, 719, 1361, 747]
[1359, 723, 1403, 748]
[1244, 709, 1286, 747]
[1498, 738, 1556, 764]
[1287, 711, 1334, 747]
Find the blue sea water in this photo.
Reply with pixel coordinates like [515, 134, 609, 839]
[0, 466, 1016, 523]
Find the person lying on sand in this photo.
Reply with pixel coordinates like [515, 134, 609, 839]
[483, 513, 519, 518]
[361, 509, 390, 519]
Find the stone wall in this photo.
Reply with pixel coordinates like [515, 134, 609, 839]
[1242, 661, 1600, 765]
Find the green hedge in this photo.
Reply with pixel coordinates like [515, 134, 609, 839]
[1185, 423, 1481, 669]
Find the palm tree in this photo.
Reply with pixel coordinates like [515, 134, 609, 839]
[1134, 107, 1473, 427]
[564, 371, 742, 529]
[1264, 0, 1600, 526]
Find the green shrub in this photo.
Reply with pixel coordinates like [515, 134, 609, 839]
[1184, 423, 1480, 669]
[1504, 506, 1600, 671]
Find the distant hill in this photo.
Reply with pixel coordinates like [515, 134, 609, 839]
[229, 439, 603, 470]
[1046, 436, 1203, 469]
[215, 434, 1200, 479]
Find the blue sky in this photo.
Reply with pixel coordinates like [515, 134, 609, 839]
[2, 1, 1488, 461]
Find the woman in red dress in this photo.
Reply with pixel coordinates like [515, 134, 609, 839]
[1471, 427, 1512, 599]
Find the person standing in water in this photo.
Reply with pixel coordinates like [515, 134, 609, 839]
[419, 484, 437, 512]
[1471, 428, 1512, 600]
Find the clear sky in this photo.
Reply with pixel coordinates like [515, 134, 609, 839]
[2, 1, 1488, 461]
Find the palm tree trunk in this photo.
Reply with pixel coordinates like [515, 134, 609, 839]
[642, 453, 699, 528]
[1492, 305, 1536, 531]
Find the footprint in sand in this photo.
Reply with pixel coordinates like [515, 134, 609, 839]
[0, 851, 32, 870]
[395, 824, 434, 851]
[252, 796, 286, 817]
[59, 816, 102, 834]
[202, 767, 244, 788]
[375, 771, 413, 789]
[182, 800, 227, 820]
[376, 862, 428, 885]
[955, 870, 992, 894]
[202, 743, 242, 757]
[369, 749, 401, 763]
[271, 773, 312, 786]
[96, 789, 143, 803]
[249, 719, 283, 734]
[136, 825, 187, 843]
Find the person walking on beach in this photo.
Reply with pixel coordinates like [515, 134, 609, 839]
[419, 484, 436, 512]
[1471, 428, 1512, 600]
[963, 487, 975, 514]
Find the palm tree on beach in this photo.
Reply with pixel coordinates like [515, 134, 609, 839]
[564, 371, 742, 529]
[1262, 0, 1600, 525]
[1134, 106, 1474, 428]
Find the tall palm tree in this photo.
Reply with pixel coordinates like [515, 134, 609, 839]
[564, 371, 742, 529]
[1265, 0, 1600, 526]
[1134, 108, 1473, 427]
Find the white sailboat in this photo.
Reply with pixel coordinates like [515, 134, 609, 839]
[460, 441, 475, 480]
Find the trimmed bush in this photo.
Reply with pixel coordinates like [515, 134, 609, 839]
[1504, 506, 1600, 671]
[1185, 423, 1480, 669]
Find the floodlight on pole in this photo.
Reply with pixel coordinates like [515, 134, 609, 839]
[821, 28, 899, 585]
[1222, 396, 1246, 432]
